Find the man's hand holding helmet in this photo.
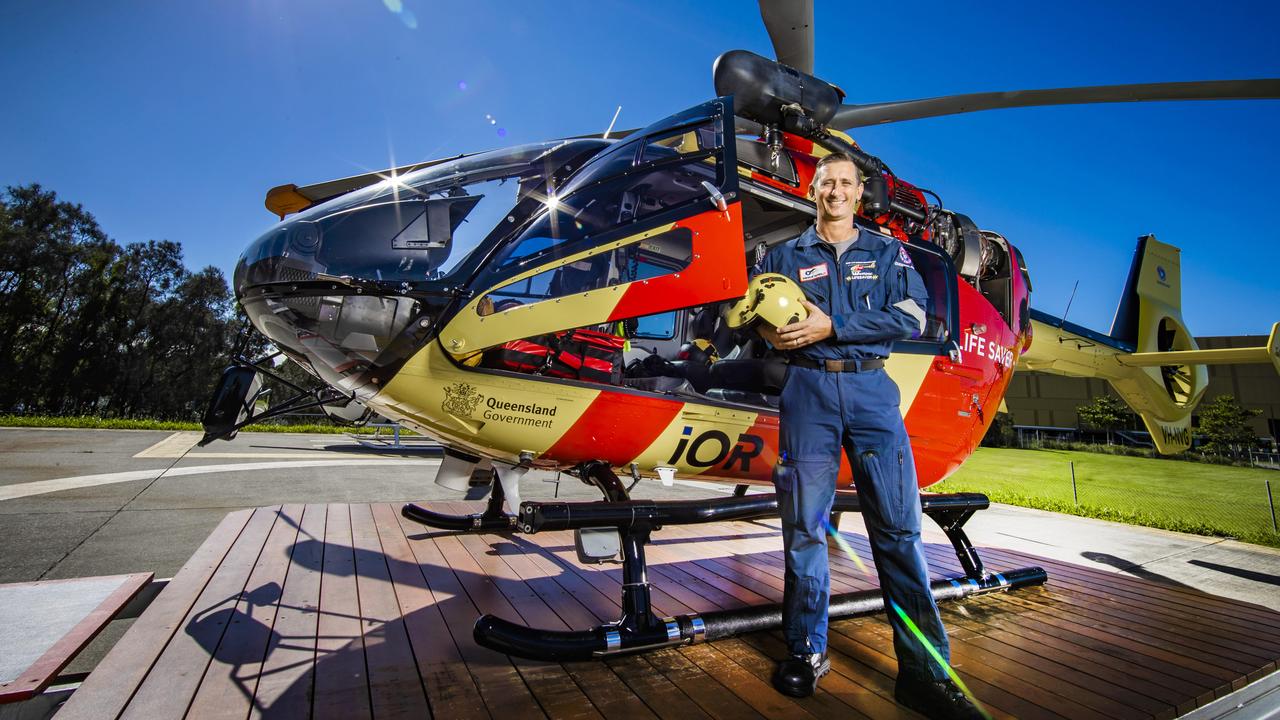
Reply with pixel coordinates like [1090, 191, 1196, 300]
[723, 273, 833, 350]
[766, 300, 832, 350]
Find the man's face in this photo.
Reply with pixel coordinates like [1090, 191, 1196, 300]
[810, 159, 862, 225]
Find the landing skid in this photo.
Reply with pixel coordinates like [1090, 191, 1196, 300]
[402, 467, 517, 532]
[402, 462, 1047, 661]
[401, 460, 630, 535]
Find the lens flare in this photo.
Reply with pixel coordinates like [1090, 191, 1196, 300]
[889, 601, 991, 720]
[824, 519, 990, 719]
[823, 519, 871, 578]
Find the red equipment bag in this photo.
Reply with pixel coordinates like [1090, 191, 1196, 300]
[484, 328, 625, 385]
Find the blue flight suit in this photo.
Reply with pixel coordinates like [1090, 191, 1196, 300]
[758, 223, 949, 682]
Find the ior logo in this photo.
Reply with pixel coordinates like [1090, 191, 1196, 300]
[667, 426, 764, 471]
[442, 382, 484, 418]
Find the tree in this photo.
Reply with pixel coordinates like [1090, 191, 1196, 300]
[0, 184, 240, 419]
[981, 411, 1016, 448]
[1197, 395, 1261, 458]
[1076, 394, 1129, 445]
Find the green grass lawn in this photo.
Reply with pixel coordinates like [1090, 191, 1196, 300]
[931, 447, 1280, 548]
[0, 414, 417, 436]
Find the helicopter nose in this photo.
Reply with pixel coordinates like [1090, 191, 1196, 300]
[233, 217, 445, 397]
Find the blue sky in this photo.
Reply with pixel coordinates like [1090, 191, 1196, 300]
[2, 0, 1277, 336]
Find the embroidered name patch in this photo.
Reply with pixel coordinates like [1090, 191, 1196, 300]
[847, 260, 877, 280]
[798, 263, 829, 282]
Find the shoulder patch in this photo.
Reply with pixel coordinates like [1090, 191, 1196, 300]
[895, 245, 914, 268]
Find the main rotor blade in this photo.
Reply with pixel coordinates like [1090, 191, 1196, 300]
[758, 0, 813, 74]
[830, 78, 1280, 129]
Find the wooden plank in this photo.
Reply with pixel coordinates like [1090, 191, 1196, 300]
[489, 533, 719, 720]
[737, 631, 920, 720]
[831, 534, 1253, 686]
[0, 573, 152, 704]
[945, 609, 1175, 719]
[680, 520, 1090, 717]
[250, 503, 328, 719]
[460, 533, 660, 720]
[911, 543, 1280, 669]
[370, 504, 489, 720]
[849, 543, 1242, 704]
[186, 504, 304, 719]
[435, 532, 602, 720]
[600, 654, 714, 720]
[493, 523, 783, 720]
[312, 503, 372, 720]
[119, 506, 283, 719]
[640, 647, 767, 720]
[349, 503, 430, 719]
[55, 504, 1280, 720]
[56, 509, 254, 720]
[825, 616, 1067, 720]
[982, 546, 1280, 629]
[394, 513, 545, 719]
[676, 643, 820, 720]
[944, 594, 1193, 706]
[1010, 559, 1280, 643]
[643, 532, 890, 720]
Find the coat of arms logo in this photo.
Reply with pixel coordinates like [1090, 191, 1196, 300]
[442, 382, 484, 418]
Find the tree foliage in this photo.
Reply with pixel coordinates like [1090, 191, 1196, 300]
[1197, 394, 1261, 457]
[1076, 394, 1130, 444]
[0, 184, 239, 419]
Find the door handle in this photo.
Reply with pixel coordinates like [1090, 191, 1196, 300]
[700, 181, 727, 212]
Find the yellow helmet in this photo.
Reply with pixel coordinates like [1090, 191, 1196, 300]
[723, 273, 809, 329]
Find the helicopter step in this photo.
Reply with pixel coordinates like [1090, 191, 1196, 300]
[471, 462, 1048, 661]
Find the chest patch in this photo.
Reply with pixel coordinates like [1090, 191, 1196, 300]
[847, 260, 877, 281]
[798, 263, 829, 282]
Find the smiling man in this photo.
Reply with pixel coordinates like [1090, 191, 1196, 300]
[756, 153, 979, 719]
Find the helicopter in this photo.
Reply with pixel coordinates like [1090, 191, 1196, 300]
[199, 1, 1280, 661]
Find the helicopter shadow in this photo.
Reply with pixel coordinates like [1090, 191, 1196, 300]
[181, 507, 1007, 717]
[182, 530, 526, 717]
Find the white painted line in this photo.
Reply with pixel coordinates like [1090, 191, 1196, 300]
[0, 458, 440, 502]
[180, 452, 369, 459]
[133, 432, 203, 458]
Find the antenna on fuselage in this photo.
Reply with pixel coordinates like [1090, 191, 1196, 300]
[1058, 280, 1080, 329]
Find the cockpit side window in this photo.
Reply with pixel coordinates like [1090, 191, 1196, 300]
[480, 125, 720, 284]
[478, 228, 694, 316]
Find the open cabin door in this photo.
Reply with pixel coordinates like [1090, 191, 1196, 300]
[439, 97, 744, 357]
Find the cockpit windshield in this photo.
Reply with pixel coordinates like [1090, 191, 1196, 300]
[234, 139, 608, 291]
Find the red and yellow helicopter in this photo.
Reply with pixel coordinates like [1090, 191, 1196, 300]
[201, 2, 1280, 660]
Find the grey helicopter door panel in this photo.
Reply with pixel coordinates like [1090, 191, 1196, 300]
[438, 97, 745, 358]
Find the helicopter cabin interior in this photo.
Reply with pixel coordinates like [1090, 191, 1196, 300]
[466, 136, 970, 410]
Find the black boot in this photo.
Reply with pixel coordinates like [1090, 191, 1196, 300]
[894, 671, 985, 720]
[771, 652, 830, 697]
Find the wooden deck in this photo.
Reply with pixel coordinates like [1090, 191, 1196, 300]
[56, 502, 1280, 719]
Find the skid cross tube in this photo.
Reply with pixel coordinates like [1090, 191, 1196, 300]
[473, 466, 1045, 661]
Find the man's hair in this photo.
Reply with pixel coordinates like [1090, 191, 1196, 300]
[812, 152, 863, 185]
